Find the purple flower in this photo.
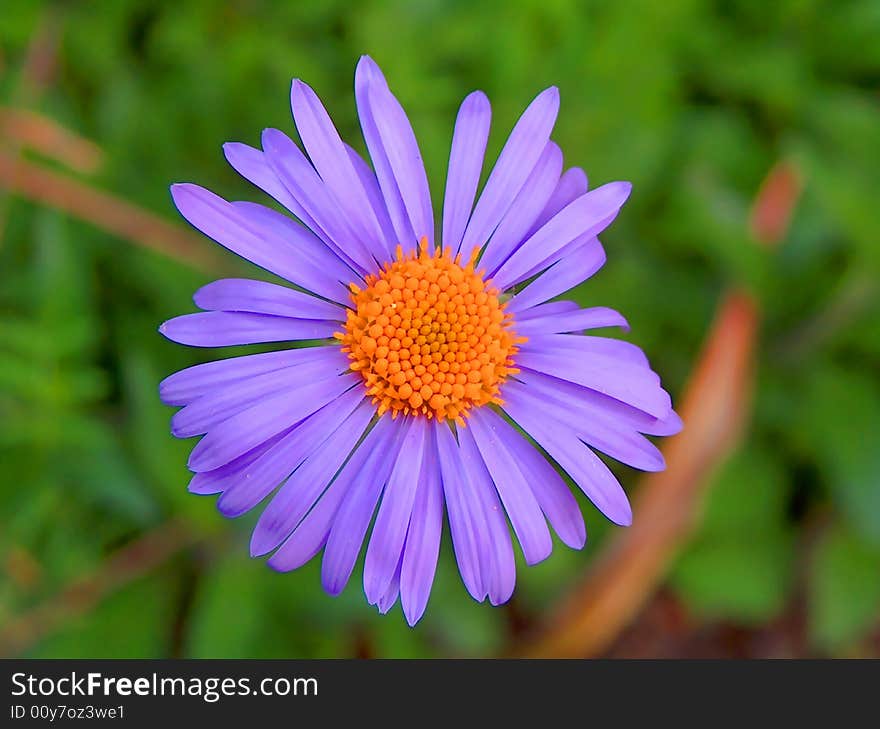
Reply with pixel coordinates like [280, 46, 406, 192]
[159, 56, 681, 626]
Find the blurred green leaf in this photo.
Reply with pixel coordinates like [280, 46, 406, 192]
[670, 445, 794, 622]
[809, 524, 880, 652]
[671, 533, 794, 623]
[795, 366, 880, 544]
[28, 572, 177, 658]
[696, 446, 789, 535]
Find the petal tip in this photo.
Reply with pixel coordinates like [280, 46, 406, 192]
[169, 419, 188, 439]
[322, 579, 344, 597]
[464, 89, 490, 110]
[666, 410, 684, 435]
[615, 505, 634, 527]
[402, 602, 426, 627]
[617, 180, 634, 201]
[260, 127, 286, 152]
[377, 598, 397, 615]
[249, 533, 271, 558]
[265, 554, 291, 573]
[356, 55, 386, 88]
[290, 78, 313, 105]
[537, 85, 560, 109]
[168, 182, 194, 205]
[357, 54, 379, 71]
[488, 589, 514, 607]
[524, 548, 553, 567]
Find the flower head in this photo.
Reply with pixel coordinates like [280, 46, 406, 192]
[339, 239, 521, 423]
[159, 56, 681, 625]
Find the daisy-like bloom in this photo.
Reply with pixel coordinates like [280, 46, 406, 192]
[159, 56, 681, 626]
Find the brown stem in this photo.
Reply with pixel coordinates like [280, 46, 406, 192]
[0, 520, 198, 657]
[0, 108, 104, 174]
[0, 150, 225, 272]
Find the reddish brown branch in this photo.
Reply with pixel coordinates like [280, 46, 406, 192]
[749, 161, 802, 248]
[513, 161, 802, 658]
[0, 108, 104, 174]
[0, 520, 198, 657]
[516, 291, 758, 657]
[0, 150, 225, 272]
[0, 11, 63, 248]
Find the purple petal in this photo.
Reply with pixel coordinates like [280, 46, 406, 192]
[516, 232, 606, 287]
[503, 397, 633, 526]
[525, 166, 588, 238]
[516, 353, 668, 418]
[435, 421, 486, 601]
[267, 415, 397, 573]
[442, 91, 491, 254]
[514, 349, 671, 418]
[514, 306, 630, 337]
[504, 379, 666, 472]
[159, 311, 338, 347]
[215, 388, 368, 518]
[321, 417, 409, 595]
[261, 128, 373, 273]
[479, 142, 563, 276]
[225, 144, 365, 273]
[222, 142, 303, 219]
[515, 300, 580, 322]
[250, 398, 375, 555]
[188, 429, 291, 495]
[169, 183, 351, 304]
[345, 143, 397, 258]
[522, 333, 650, 367]
[231, 201, 361, 287]
[507, 238, 606, 313]
[456, 426, 517, 605]
[649, 410, 684, 436]
[159, 346, 330, 406]
[364, 417, 428, 603]
[194, 278, 344, 321]
[367, 81, 434, 248]
[375, 554, 402, 614]
[519, 368, 683, 437]
[355, 57, 416, 250]
[468, 408, 553, 565]
[472, 408, 585, 549]
[290, 79, 389, 262]
[492, 181, 632, 292]
[459, 87, 560, 256]
[171, 355, 348, 438]
[400, 426, 444, 626]
[187, 372, 359, 472]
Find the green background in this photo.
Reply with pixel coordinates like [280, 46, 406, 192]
[1, 0, 878, 657]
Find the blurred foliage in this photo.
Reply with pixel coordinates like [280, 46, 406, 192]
[1, 0, 878, 657]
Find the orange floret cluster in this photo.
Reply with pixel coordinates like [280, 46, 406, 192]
[337, 238, 522, 424]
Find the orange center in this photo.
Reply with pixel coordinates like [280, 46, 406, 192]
[337, 239, 522, 424]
